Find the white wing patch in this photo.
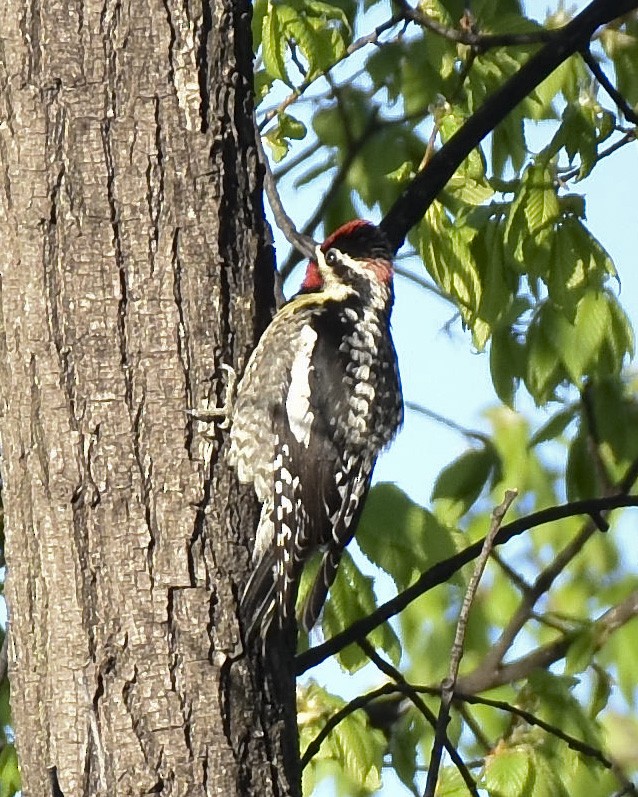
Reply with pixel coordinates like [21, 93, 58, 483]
[286, 324, 317, 447]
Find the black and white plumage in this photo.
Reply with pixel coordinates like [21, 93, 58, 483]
[229, 220, 403, 640]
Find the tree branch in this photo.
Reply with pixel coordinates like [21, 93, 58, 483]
[424, 491, 517, 797]
[395, 0, 557, 49]
[405, 401, 489, 443]
[456, 587, 638, 693]
[254, 116, 318, 260]
[455, 690, 637, 792]
[359, 639, 479, 796]
[559, 128, 637, 183]
[296, 494, 638, 674]
[259, 14, 404, 129]
[477, 520, 597, 678]
[278, 111, 380, 280]
[380, 0, 638, 252]
[581, 47, 638, 125]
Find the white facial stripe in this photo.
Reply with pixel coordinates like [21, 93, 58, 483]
[316, 245, 390, 309]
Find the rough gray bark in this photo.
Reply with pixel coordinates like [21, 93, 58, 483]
[0, 0, 298, 794]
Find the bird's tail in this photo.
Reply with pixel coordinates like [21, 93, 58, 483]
[240, 550, 277, 643]
[300, 547, 344, 632]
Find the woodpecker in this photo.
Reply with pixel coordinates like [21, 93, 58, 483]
[229, 220, 403, 640]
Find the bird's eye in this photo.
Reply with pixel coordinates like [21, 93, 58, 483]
[325, 248, 339, 266]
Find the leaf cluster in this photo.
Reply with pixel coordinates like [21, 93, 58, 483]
[253, 0, 638, 794]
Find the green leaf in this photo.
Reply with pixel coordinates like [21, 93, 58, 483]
[524, 310, 563, 404]
[601, 294, 635, 371]
[385, 160, 415, 185]
[523, 165, 559, 235]
[589, 377, 638, 468]
[0, 745, 20, 797]
[332, 711, 384, 791]
[559, 292, 610, 384]
[589, 667, 612, 719]
[504, 164, 559, 280]
[321, 549, 401, 671]
[417, 203, 483, 330]
[436, 764, 475, 796]
[265, 112, 307, 161]
[252, 0, 269, 50]
[432, 444, 501, 520]
[528, 407, 575, 448]
[278, 112, 306, 140]
[262, 5, 290, 84]
[357, 483, 458, 590]
[566, 429, 599, 502]
[490, 325, 524, 407]
[529, 747, 570, 797]
[388, 710, 428, 793]
[367, 41, 405, 102]
[298, 680, 385, 794]
[565, 626, 597, 675]
[254, 69, 274, 104]
[601, 18, 638, 109]
[547, 217, 612, 313]
[483, 746, 533, 796]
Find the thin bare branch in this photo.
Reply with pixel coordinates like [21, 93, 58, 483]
[581, 47, 638, 125]
[558, 129, 637, 183]
[254, 117, 318, 259]
[296, 493, 638, 674]
[405, 401, 489, 442]
[272, 139, 322, 180]
[424, 490, 517, 797]
[478, 521, 597, 676]
[457, 588, 638, 693]
[259, 14, 403, 129]
[395, 0, 556, 49]
[278, 112, 380, 280]
[359, 639, 479, 796]
[394, 265, 448, 301]
[380, 0, 638, 252]
[455, 690, 637, 792]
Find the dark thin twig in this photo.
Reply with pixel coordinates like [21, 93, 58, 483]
[259, 14, 403, 128]
[465, 452, 638, 690]
[296, 493, 638, 674]
[581, 48, 638, 125]
[254, 116, 318, 259]
[477, 521, 597, 678]
[457, 690, 637, 792]
[558, 129, 636, 183]
[395, 0, 557, 49]
[272, 139, 322, 180]
[457, 704, 492, 751]
[405, 401, 489, 443]
[301, 670, 637, 793]
[278, 112, 380, 280]
[457, 588, 638, 694]
[359, 639, 479, 796]
[490, 550, 531, 594]
[380, 0, 638, 252]
[394, 265, 448, 301]
[424, 490, 517, 797]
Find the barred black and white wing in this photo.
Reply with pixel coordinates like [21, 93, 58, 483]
[230, 221, 403, 643]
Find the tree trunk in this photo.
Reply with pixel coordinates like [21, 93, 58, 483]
[0, 0, 298, 794]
